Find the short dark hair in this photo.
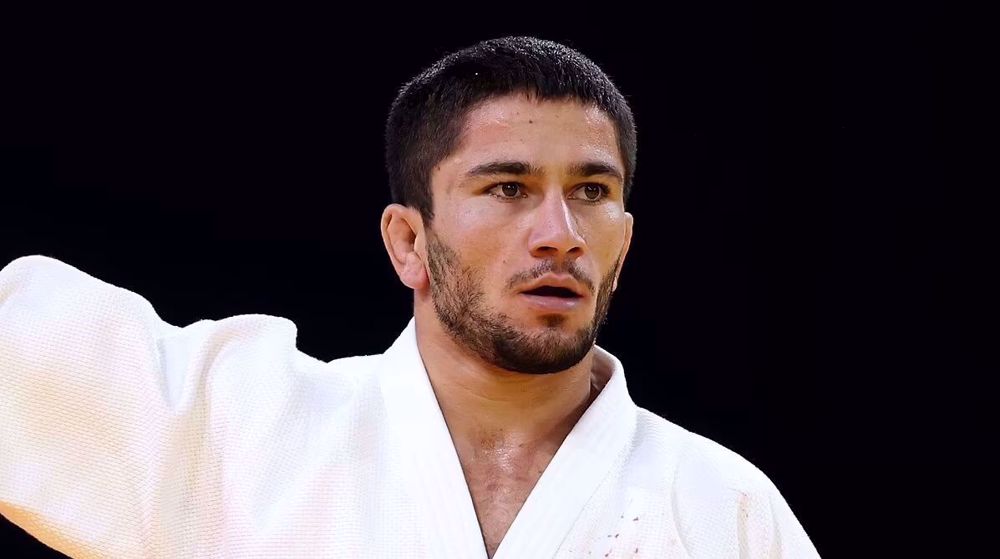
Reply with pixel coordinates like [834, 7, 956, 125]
[385, 36, 637, 224]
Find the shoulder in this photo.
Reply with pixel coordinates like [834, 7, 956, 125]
[631, 409, 773, 496]
[322, 353, 383, 383]
[631, 408, 778, 505]
[629, 409, 819, 557]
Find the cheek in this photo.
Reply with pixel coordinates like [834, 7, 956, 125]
[454, 196, 512, 227]
[583, 210, 627, 256]
[447, 208, 514, 276]
[451, 200, 519, 249]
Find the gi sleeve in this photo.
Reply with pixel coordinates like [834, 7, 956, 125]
[0, 255, 288, 558]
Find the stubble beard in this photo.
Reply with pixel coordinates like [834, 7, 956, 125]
[425, 231, 621, 375]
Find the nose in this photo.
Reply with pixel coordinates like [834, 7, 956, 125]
[528, 191, 586, 263]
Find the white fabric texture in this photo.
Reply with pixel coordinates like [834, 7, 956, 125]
[0, 255, 820, 558]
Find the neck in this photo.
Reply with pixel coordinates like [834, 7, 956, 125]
[414, 309, 602, 453]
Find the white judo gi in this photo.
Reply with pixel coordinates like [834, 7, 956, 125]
[0, 255, 820, 558]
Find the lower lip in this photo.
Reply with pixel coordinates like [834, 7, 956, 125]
[520, 293, 585, 312]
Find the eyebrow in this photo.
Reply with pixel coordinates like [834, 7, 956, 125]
[464, 160, 624, 183]
[569, 161, 624, 183]
[465, 160, 543, 178]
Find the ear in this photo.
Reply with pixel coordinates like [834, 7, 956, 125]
[381, 204, 429, 291]
[612, 212, 634, 292]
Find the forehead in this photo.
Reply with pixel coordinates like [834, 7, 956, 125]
[451, 94, 622, 168]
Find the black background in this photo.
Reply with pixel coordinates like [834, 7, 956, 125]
[2, 4, 992, 557]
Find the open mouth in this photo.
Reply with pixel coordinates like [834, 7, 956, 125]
[522, 286, 582, 298]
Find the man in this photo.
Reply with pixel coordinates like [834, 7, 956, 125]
[0, 37, 819, 557]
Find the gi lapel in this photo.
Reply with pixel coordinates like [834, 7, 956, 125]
[376, 318, 488, 559]
[492, 345, 638, 559]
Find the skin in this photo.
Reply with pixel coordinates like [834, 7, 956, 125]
[380, 92, 634, 557]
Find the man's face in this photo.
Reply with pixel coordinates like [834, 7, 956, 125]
[424, 93, 633, 375]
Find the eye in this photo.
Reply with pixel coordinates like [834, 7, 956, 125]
[571, 183, 610, 202]
[488, 182, 526, 200]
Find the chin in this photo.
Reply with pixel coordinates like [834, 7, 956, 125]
[533, 313, 574, 329]
[528, 315, 597, 339]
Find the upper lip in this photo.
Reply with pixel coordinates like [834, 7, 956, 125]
[520, 274, 587, 297]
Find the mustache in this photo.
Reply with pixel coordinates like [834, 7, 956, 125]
[505, 261, 595, 295]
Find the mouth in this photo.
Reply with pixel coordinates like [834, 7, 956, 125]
[519, 285, 585, 312]
[521, 285, 583, 299]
